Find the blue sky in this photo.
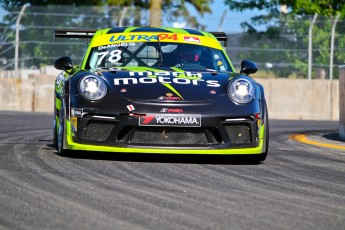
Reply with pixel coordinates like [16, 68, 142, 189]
[0, 1, 266, 33]
[184, 1, 266, 33]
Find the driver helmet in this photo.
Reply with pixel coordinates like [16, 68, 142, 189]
[176, 45, 202, 63]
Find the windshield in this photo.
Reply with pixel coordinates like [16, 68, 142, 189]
[86, 42, 231, 71]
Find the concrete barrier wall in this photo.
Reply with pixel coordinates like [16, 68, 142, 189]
[0, 78, 35, 111]
[339, 66, 345, 139]
[256, 78, 339, 121]
[0, 75, 55, 113]
[0, 75, 340, 121]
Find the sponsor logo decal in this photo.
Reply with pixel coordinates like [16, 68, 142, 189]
[71, 108, 83, 117]
[158, 93, 181, 101]
[160, 108, 184, 113]
[120, 88, 127, 93]
[113, 71, 220, 87]
[127, 104, 135, 111]
[158, 96, 181, 101]
[109, 33, 178, 42]
[184, 36, 201, 43]
[139, 114, 201, 127]
[98, 43, 135, 50]
[210, 90, 216, 94]
[70, 116, 78, 133]
[141, 115, 155, 125]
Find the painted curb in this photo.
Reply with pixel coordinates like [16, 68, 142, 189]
[289, 134, 345, 150]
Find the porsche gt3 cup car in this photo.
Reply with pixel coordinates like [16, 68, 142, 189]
[53, 27, 269, 162]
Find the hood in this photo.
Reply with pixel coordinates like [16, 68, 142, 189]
[100, 68, 234, 102]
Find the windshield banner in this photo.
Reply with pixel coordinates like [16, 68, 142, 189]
[90, 33, 222, 50]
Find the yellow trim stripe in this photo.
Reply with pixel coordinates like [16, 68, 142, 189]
[90, 33, 222, 49]
[289, 134, 345, 150]
[64, 120, 266, 154]
[55, 98, 61, 110]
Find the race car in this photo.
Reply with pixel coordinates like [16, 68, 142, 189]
[53, 26, 269, 162]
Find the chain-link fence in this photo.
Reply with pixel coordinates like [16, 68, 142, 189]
[226, 13, 345, 79]
[0, 5, 149, 71]
[1, 5, 345, 79]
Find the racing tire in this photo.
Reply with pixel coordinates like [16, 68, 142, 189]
[53, 94, 58, 148]
[261, 106, 270, 159]
[53, 118, 58, 149]
[57, 102, 68, 156]
[246, 106, 269, 164]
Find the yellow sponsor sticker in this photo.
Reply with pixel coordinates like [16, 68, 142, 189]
[90, 33, 222, 50]
[70, 116, 78, 134]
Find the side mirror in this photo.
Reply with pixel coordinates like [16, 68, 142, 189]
[240, 60, 258, 75]
[54, 56, 74, 73]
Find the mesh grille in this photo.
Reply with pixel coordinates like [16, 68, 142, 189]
[83, 121, 114, 141]
[130, 127, 209, 145]
[225, 124, 252, 144]
[78, 118, 254, 147]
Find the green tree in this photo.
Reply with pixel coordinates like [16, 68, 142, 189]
[106, 0, 212, 28]
[1, 0, 101, 7]
[224, 0, 345, 18]
[162, 0, 212, 29]
[0, 0, 213, 69]
[0, 1, 108, 69]
[2, 0, 212, 28]
[224, 0, 345, 78]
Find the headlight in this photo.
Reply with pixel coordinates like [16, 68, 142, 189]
[228, 78, 254, 103]
[79, 75, 107, 100]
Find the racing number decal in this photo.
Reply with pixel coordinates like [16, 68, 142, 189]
[56, 74, 64, 86]
[158, 34, 177, 41]
[108, 50, 122, 63]
[96, 50, 122, 65]
[55, 73, 65, 93]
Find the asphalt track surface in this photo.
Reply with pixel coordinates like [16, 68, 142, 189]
[0, 111, 344, 230]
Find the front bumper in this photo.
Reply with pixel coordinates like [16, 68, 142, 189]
[64, 113, 266, 154]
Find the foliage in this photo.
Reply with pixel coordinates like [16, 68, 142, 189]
[0, 1, 214, 69]
[1, 0, 212, 28]
[1, 0, 102, 7]
[224, 0, 345, 78]
[224, 0, 345, 17]
[106, 0, 212, 29]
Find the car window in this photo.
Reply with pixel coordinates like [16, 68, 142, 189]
[87, 42, 231, 72]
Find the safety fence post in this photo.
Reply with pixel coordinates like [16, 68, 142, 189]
[308, 14, 318, 80]
[339, 65, 345, 140]
[14, 4, 29, 74]
[329, 13, 340, 80]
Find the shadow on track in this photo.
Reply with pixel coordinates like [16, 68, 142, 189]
[322, 132, 343, 142]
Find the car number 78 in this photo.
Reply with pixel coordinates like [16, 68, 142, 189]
[96, 50, 122, 65]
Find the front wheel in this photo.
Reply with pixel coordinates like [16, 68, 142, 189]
[245, 107, 269, 164]
[260, 106, 270, 161]
[57, 102, 68, 156]
[53, 118, 58, 148]
[53, 93, 58, 148]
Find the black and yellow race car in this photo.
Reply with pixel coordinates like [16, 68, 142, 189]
[53, 26, 269, 162]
